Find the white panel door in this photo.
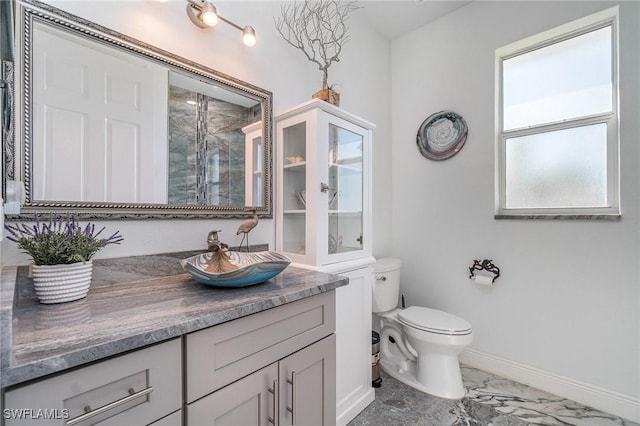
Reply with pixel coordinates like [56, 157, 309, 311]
[32, 23, 168, 203]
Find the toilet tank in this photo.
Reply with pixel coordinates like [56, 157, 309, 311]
[372, 258, 402, 313]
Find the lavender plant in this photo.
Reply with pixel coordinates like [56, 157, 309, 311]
[5, 214, 123, 265]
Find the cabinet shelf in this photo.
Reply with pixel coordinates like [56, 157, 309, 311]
[328, 210, 362, 216]
[284, 209, 362, 215]
[284, 162, 307, 170]
[331, 155, 362, 165]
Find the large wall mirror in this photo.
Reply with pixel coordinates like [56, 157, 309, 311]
[6, 0, 272, 219]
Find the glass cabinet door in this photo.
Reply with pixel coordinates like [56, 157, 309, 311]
[282, 122, 307, 255]
[242, 121, 264, 208]
[276, 100, 373, 266]
[251, 135, 263, 207]
[326, 124, 363, 257]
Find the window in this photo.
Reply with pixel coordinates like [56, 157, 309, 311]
[495, 8, 619, 218]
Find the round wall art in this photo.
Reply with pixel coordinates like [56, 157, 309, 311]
[416, 110, 468, 161]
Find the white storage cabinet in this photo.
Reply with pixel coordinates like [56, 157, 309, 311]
[276, 99, 376, 425]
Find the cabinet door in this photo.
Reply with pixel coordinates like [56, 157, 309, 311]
[277, 109, 317, 265]
[279, 335, 336, 426]
[335, 266, 374, 425]
[187, 363, 278, 426]
[321, 115, 369, 266]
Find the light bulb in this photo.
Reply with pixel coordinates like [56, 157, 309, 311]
[200, 2, 218, 27]
[242, 26, 256, 46]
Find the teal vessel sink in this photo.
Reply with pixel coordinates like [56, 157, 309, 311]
[181, 251, 291, 287]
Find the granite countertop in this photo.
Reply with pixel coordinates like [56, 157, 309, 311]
[0, 251, 348, 389]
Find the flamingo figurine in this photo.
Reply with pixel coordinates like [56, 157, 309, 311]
[236, 207, 258, 252]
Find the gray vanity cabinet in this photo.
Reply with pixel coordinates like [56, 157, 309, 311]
[187, 336, 335, 426]
[1, 288, 337, 426]
[3, 338, 182, 425]
[185, 291, 337, 425]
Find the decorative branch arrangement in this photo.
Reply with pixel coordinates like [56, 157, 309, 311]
[274, 0, 360, 104]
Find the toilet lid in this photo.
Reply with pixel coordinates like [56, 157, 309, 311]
[397, 306, 472, 335]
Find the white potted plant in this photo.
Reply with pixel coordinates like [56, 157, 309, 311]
[5, 214, 123, 304]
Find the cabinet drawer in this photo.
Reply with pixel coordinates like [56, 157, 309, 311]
[186, 291, 335, 402]
[4, 339, 181, 426]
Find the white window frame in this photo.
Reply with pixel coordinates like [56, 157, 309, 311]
[495, 7, 620, 219]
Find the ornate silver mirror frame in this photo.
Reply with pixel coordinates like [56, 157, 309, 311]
[6, 0, 273, 220]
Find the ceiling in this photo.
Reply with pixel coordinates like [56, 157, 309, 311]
[357, 0, 472, 39]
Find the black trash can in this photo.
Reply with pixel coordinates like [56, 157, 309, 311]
[372, 331, 382, 387]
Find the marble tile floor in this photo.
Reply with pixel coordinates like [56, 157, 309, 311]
[348, 366, 638, 426]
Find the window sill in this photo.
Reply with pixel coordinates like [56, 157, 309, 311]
[494, 214, 621, 220]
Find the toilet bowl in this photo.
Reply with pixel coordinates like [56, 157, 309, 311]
[373, 258, 473, 399]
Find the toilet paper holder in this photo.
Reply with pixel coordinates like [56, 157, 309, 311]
[468, 259, 500, 284]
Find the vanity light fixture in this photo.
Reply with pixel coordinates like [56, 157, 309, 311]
[186, 0, 256, 46]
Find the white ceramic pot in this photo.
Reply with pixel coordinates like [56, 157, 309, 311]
[30, 261, 93, 304]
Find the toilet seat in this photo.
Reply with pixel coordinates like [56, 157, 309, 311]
[397, 306, 472, 336]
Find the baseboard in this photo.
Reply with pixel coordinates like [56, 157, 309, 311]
[460, 348, 640, 423]
[336, 388, 375, 426]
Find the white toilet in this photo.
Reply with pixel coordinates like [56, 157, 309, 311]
[372, 258, 473, 399]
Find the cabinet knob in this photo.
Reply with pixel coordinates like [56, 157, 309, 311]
[320, 183, 330, 193]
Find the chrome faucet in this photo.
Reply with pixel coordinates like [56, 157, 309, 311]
[207, 230, 229, 253]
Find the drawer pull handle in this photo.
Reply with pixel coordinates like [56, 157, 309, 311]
[66, 386, 154, 426]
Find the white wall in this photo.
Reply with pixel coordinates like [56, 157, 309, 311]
[390, 0, 639, 410]
[5, 0, 637, 418]
[2, 0, 392, 265]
